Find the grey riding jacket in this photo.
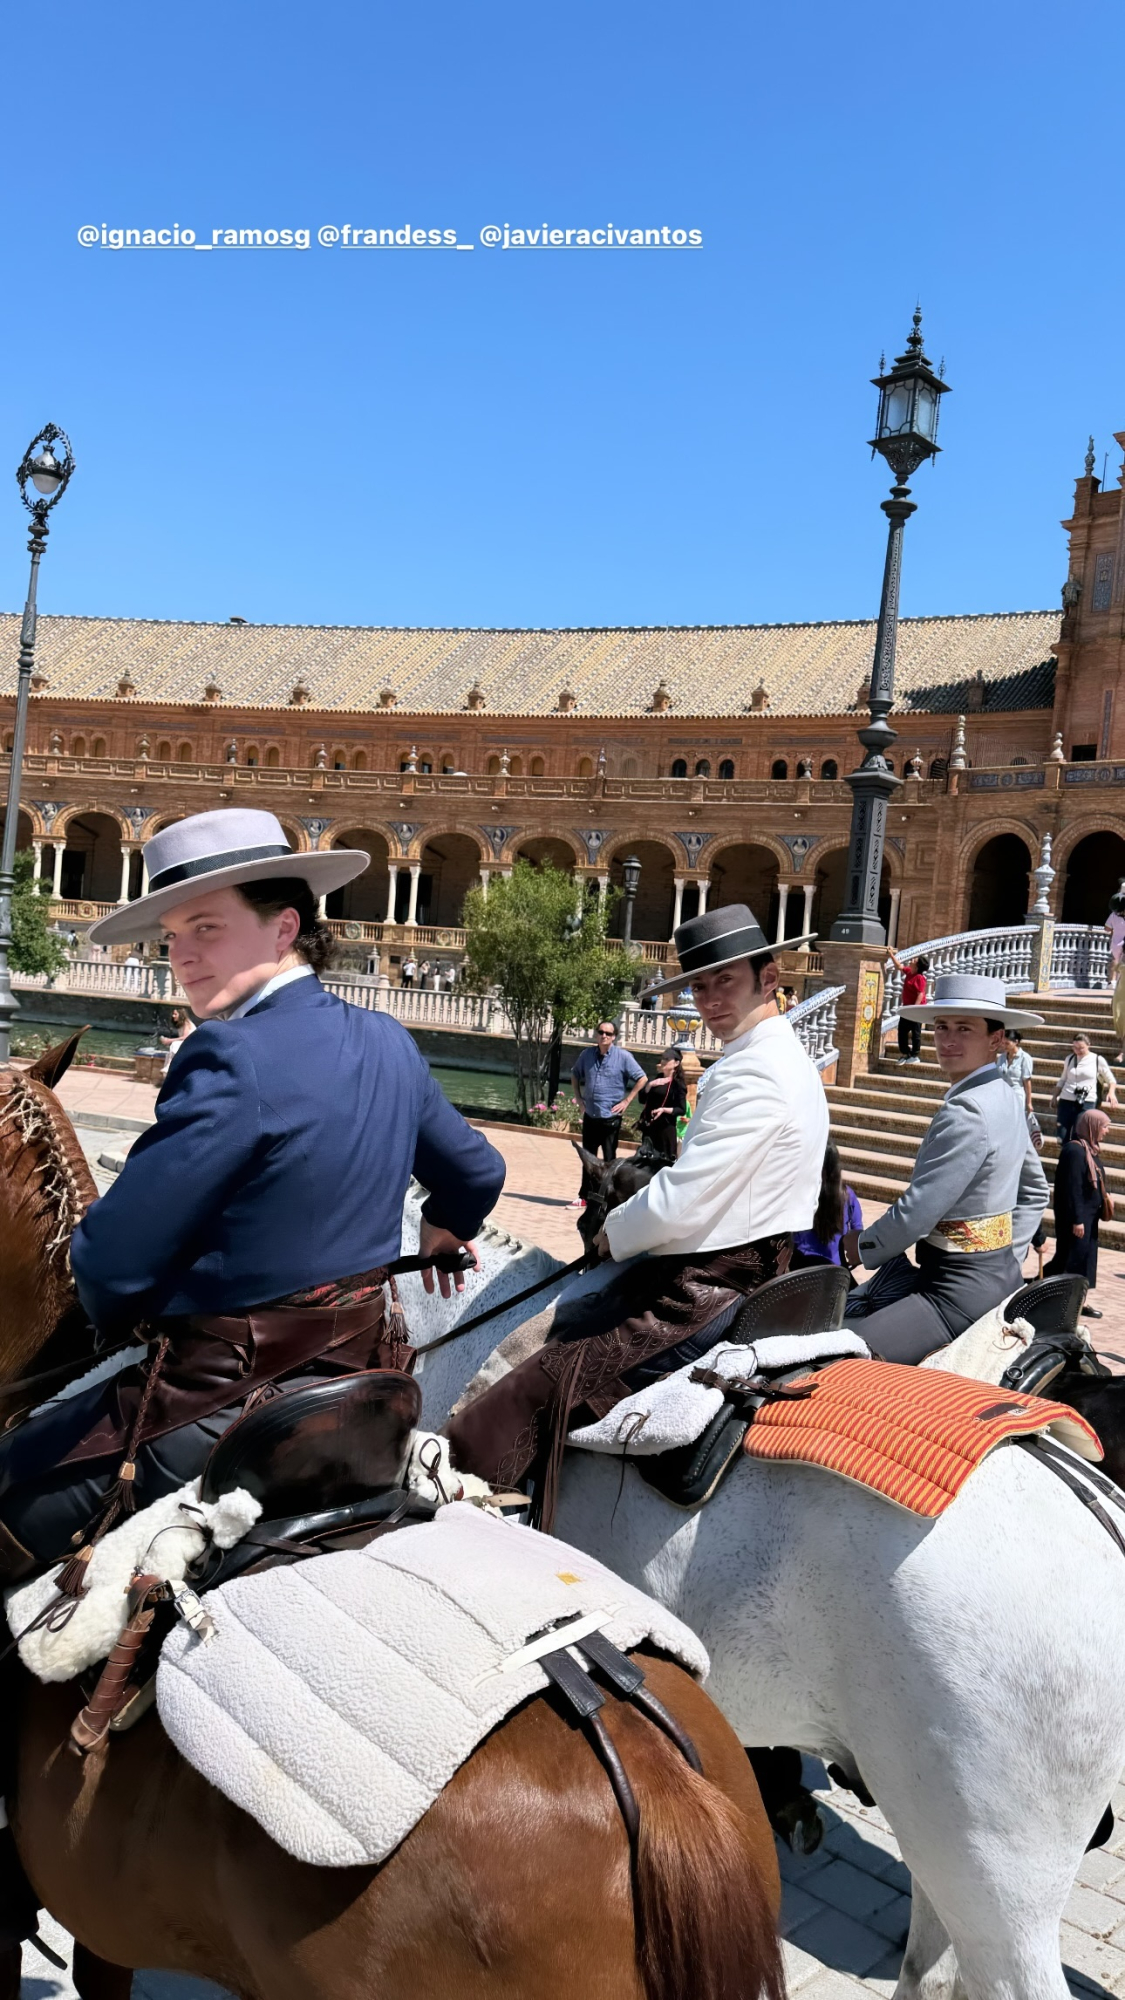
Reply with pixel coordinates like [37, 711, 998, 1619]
[857, 1065, 1049, 1267]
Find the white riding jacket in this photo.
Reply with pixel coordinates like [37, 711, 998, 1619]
[603, 1013, 829, 1261]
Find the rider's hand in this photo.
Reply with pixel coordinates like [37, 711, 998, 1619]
[841, 1229, 862, 1270]
[593, 1228, 613, 1260]
[418, 1219, 480, 1298]
[1074, 1224, 1085, 1239]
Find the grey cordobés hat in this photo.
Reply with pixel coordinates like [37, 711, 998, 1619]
[646, 902, 815, 996]
[897, 971, 1043, 1031]
[87, 808, 369, 945]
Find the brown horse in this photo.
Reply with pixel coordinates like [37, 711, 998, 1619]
[0, 1038, 784, 2000]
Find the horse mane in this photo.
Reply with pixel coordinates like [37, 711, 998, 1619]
[0, 1035, 99, 1383]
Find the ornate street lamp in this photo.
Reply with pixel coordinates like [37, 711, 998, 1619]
[0, 425, 75, 1061]
[621, 854, 642, 948]
[829, 314, 949, 945]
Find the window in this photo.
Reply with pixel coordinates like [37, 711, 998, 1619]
[3, 733, 12, 752]
[695, 759, 711, 778]
[508, 756, 523, 776]
[771, 759, 788, 780]
[245, 746, 259, 766]
[621, 757, 638, 778]
[157, 741, 171, 760]
[72, 737, 86, 757]
[92, 737, 106, 757]
[885, 756, 894, 774]
[333, 752, 346, 770]
[670, 758, 688, 778]
[530, 755, 545, 776]
[577, 756, 593, 777]
[353, 750, 367, 770]
[820, 759, 838, 780]
[718, 759, 735, 779]
[265, 747, 280, 767]
[419, 757, 433, 774]
[929, 757, 947, 779]
[487, 755, 501, 774]
[441, 758, 455, 773]
[177, 743, 193, 761]
[1072, 744, 1098, 761]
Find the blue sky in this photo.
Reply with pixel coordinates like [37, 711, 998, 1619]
[0, 0, 1119, 633]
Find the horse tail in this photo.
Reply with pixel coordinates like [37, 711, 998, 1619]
[605, 1700, 784, 2000]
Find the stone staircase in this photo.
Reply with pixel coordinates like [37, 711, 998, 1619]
[827, 989, 1125, 1251]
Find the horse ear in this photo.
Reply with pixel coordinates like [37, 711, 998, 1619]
[28, 1027, 89, 1090]
[571, 1143, 602, 1176]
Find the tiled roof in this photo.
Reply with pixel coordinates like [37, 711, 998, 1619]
[0, 610, 1060, 718]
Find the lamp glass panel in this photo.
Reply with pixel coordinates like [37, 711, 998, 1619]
[882, 381, 915, 436]
[29, 454, 62, 495]
[915, 382, 940, 441]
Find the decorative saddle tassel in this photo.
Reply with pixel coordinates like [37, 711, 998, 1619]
[59, 1338, 172, 1599]
[385, 1275, 411, 1363]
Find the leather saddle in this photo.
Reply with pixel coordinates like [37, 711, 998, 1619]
[639, 1264, 852, 1509]
[200, 1368, 422, 1519]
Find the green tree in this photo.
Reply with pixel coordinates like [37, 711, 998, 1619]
[9, 851, 66, 977]
[463, 860, 637, 1118]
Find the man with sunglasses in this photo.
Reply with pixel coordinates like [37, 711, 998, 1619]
[569, 1020, 645, 1206]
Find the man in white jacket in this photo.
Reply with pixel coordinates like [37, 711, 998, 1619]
[447, 905, 829, 1514]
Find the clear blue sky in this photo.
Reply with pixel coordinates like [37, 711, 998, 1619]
[1, 0, 1118, 634]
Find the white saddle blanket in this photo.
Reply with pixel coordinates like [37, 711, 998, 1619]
[568, 1331, 871, 1457]
[156, 1500, 708, 1868]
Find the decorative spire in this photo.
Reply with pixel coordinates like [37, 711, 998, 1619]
[499, 747, 510, 776]
[405, 744, 419, 773]
[949, 714, 967, 771]
[1085, 435, 1097, 478]
[1047, 730, 1066, 764]
[289, 675, 310, 705]
[226, 740, 238, 764]
[1030, 833, 1055, 919]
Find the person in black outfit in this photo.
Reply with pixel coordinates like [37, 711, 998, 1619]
[1045, 1106, 1112, 1317]
[635, 1049, 689, 1161]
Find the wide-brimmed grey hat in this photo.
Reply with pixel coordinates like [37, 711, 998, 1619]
[897, 971, 1042, 1030]
[87, 808, 368, 945]
[646, 902, 815, 996]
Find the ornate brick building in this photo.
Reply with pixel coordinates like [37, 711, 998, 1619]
[5, 443, 1125, 967]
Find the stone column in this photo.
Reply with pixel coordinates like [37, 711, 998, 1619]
[31, 841, 42, 882]
[697, 879, 710, 913]
[478, 869, 489, 900]
[774, 881, 790, 945]
[386, 860, 399, 922]
[141, 856, 149, 894]
[597, 872, 609, 906]
[887, 886, 902, 949]
[817, 941, 886, 1089]
[117, 848, 132, 904]
[405, 863, 421, 926]
[672, 876, 685, 931]
[52, 844, 65, 898]
[801, 881, 815, 946]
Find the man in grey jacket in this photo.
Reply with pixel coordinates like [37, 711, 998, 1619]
[842, 972, 1049, 1363]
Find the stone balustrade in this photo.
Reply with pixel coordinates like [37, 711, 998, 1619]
[880, 920, 1112, 1036]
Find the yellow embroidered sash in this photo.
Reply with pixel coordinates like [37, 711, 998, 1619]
[932, 1212, 1012, 1253]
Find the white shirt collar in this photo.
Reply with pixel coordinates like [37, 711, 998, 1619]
[225, 963, 314, 1021]
[718, 1012, 789, 1058]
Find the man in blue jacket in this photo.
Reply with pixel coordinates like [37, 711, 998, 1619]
[0, 809, 506, 1579]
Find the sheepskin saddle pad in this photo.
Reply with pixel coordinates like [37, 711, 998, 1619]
[741, 1357, 1103, 1516]
[567, 1331, 872, 1458]
[155, 1499, 708, 1868]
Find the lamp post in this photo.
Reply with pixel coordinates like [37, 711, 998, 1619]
[0, 425, 75, 1062]
[829, 314, 948, 945]
[621, 854, 642, 948]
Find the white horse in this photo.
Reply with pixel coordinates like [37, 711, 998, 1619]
[400, 1201, 1125, 2000]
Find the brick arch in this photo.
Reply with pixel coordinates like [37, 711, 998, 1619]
[699, 831, 794, 877]
[809, 835, 905, 883]
[403, 821, 487, 863]
[53, 801, 134, 843]
[958, 821, 1035, 931]
[506, 826, 583, 867]
[1050, 814, 1125, 875]
[328, 819, 399, 856]
[809, 839, 896, 938]
[957, 816, 1041, 876]
[599, 832, 679, 869]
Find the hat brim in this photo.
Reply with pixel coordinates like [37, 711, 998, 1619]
[644, 935, 818, 995]
[87, 849, 370, 945]
[897, 999, 1044, 1029]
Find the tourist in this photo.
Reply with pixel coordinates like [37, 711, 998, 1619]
[1052, 1033, 1117, 1144]
[1045, 1107, 1113, 1317]
[841, 973, 1049, 1363]
[401, 953, 417, 989]
[888, 949, 930, 1063]
[124, 948, 142, 993]
[792, 1140, 863, 1271]
[0, 807, 505, 1966]
[1106, 891, 1125, 1062]
[996, 1026, 1034, 1115]
[159, 1006, 194, 1074]
[444, 963, 458, 993]
[569, 1020, 645, 1204]
[633, 1048, 688, 1162]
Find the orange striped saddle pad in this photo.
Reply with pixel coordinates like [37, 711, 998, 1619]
[742, 1358, 1102, 1517]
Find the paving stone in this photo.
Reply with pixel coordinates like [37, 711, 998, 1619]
[776, 1839, 832, 1886]
[788, 1906, 890, 1979]
[864, 1952, 905, 1994]
[781, 1940, 828, 1992]
[805, 1859, 898, 1922]
[866, 1892, 911, 1945]
[1061, 1922, 1125, 1995]
[821, 1815, 902, 1876]
[792, 1972, 873, 2000]
[781, 1882, 831, 1938]
[1068, 1886, 1125, 1939]
[1080, 1851, 1125, 1897]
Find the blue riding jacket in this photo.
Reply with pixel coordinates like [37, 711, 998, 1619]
[70, 975, 506, 1337]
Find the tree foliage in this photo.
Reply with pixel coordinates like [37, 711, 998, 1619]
[9, 852, 67, 977]
[463, 861, 636, 1117]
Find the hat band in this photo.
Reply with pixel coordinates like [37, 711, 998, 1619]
[681, 928, 769, 972]
[147, 842, 294, 895]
